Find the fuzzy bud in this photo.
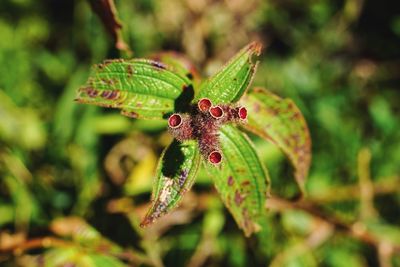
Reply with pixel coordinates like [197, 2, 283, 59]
[208, 151, 222, 164]
[197, 98, 212, 112]
[168, 113, 194, 141]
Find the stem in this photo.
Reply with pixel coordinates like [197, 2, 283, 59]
[266, 195, 400, 254]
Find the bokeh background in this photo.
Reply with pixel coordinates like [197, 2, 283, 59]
[0, 0, 399, 266]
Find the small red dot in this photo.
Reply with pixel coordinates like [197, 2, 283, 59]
[208, 151, 222, 164]
[198, 98, 212, 112]
[168, 114, 182, 128]
[210, 106, 224, 118]
[239, 107, 247, 119]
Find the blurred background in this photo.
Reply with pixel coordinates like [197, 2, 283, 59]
[0, 0, 399, 266]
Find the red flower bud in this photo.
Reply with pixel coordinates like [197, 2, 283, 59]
[238, 107, 247, 120]
[168, 114, 182, 128]
[209, 106, 224, 119]
[208, 151, 222, 164]
[197, 98, 212, 112]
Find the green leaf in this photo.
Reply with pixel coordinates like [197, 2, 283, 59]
[141, 139, 201, 226]
[206, 125, 269, 237]
[75, 59, 193, 120]
[151, 52, 201, 88]
[197, 42, 261, 104]
[241, 87, 311, 192]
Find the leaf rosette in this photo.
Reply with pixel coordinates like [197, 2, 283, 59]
[76, 43, 311, 236]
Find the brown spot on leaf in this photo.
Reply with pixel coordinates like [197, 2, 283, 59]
[290, 112, 301, 120]
[241, 181, 250, 187]
[101, 90, 119, 100]
[121, 110, 139, 118]
[227, 176, 234, 186]
[151, 61, 167, 70]
[84, 87, 98, 98]
[127, 65, 133, 77]
[235, 190, 245, 206]
[101, 78, 114, 85]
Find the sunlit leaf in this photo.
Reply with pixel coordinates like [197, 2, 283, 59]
[151, 52, 201, 89]
[206, 125, 269, 236]
[241, 87, 311, 192]
[141, 140, 201, 226]
[197, 42, 261, 103]
[76, 59, 193, 119]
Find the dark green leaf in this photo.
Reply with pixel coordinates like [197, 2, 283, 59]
[141, 139, 201, 226]
[206, 125, 269, 236]
[241, 87, 311, 192]
[76, 59, 193, 119]
[197, 42, 261, 104]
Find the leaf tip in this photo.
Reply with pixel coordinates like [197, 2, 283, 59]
[248, 41, 263, 56]
[139, 216, 153, 228]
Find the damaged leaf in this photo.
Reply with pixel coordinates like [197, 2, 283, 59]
[197, 42, 261, 104]
[141, 140, 201, 226]
[205, 125, 269, 236]
[241, 87, 311, 192]
[75, 59, 193, 120]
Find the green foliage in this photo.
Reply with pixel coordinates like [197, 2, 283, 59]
[206, 125, 269, 236]
[75, 41, 304, 237]
[142, 140, 201, 226]
[197, 42, 261, 103]
[0, 0, 399, 266]
[76, 59, 192, 120]
[241, 88, 311, 192]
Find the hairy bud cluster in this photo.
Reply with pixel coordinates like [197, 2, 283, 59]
[168, 98, 248, 165]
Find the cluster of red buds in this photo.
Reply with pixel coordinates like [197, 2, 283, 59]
[168, 98, 248, 165]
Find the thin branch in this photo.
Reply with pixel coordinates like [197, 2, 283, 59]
[308, 176, 400, 203]
[266, 195, 400, 254]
